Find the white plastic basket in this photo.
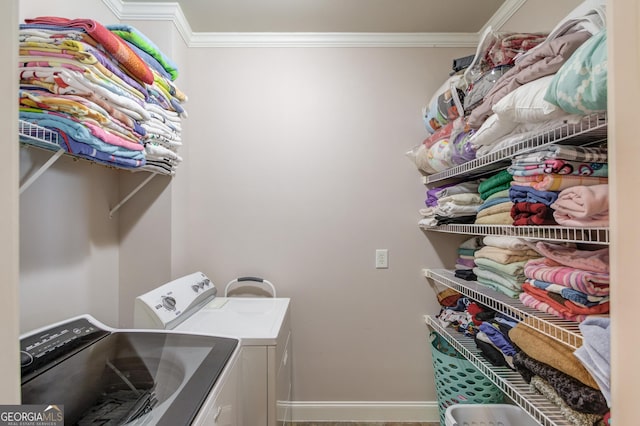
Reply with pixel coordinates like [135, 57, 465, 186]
[445, 404, 540, 426]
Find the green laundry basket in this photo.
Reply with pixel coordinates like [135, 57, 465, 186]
[429, 332, 505, 426]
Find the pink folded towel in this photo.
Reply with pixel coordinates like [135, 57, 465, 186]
[551, 184, 609, 227]
[535, 241, 609, 273]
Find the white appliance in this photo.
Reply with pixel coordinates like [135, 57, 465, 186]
[20, 314, 241, 425]
[134, 272, 292, 426]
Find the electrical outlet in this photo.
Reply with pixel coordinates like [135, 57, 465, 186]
[375, 249, 388, 269]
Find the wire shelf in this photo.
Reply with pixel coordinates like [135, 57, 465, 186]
[421, 224, 609, 245]
[425, 315, 572, 426]
[19, 119, 61, 150]
[424, 268, 583, 349]
[424, 112, 608, 185]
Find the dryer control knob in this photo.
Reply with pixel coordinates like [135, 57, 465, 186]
[162, 296, 177, 311]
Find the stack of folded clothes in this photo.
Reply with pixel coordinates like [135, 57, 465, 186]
[521, 241, 610, 322]
[508, 144, 608, 226]
[419, 180, 480, 227]
[509, 322, 609, 425]
[454, 236, 484, 280]
[19, 17, 188, 175]
[473, 236, 541, 298]
[474, 315, 519, 370]
[475, 170, 514, 224]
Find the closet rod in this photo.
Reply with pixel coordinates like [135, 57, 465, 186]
[19, 148, 65, 194]
[109, 172, 157, 218]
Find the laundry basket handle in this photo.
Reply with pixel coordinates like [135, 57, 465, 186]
[225, 277, 276, 297]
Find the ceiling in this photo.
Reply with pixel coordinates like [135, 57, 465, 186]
[120, 0, 506, 33]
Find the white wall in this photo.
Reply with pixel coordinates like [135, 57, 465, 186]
[500, 0, 581, 32]
[18, 0, 124, 332]
[608, 1, 639, 424]
[1, 0, 20, 404]
[176, 46, 473, 403]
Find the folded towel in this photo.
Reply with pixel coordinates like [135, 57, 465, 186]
[24, 16, 154, 84]
[574, 317, 611, 407]
[509, 184, 559, 206]
[511, 202, 556, 226]
[524, 257, 609, 296]
[551, 184, 609, 227]
[474, 211, 514, 225]
[475, 245, 540, 264]
[534, 241, 609, 273]
[511, 174, 608, 192]
[482, 236, 531, 250]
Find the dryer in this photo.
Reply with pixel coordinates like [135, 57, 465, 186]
[134, 272, 292, 426]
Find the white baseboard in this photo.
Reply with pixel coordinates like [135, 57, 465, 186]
[286, 400, 440, 422]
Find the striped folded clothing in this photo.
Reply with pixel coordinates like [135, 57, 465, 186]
[513, 144, 608, 163]
[511, 174, 608, 192]
[524, 257, 609, 296]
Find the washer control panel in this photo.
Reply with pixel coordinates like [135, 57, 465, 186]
[134, 271, 217, 330]
[20, 317, 109, 383]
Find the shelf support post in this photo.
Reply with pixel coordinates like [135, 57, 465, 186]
[109, 172, 158, 218]
[19, 148, 65, 194]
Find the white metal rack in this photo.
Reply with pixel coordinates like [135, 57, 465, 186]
[419, 112, 609, 424]
[19, 119, 159, 216]
[425, 315, 572, 426]
[424, 268, 583, 349]
[421, 224, 609, 245]
[423, 112, 608, 185]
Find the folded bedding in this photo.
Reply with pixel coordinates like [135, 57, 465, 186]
[24, 17, 154, 84]
[425, 181, 480, 207]
[473, 267, 524, 292]
[533, 241, 609, 273]
[529, 376, 604, 426]
[519, 292, 585, 322]
[475, 245, 540, 264]
[475, 200, 513, 219]
[521, 282, 609, 318]
[482, 235, 531, 251]
[514, 351, 608, 414]
[513, 144, 608, 163]
[107, 24, 179, 81]
[508, 159, 608, 177]
[467, 30, 592, 129]
[524, 257, 609, 296]
[474, 211, 513, 225]
[528, 279, 608, 307]
[511, 173, 608, 192]
[476, 276, 521, 298]
[508, 323, 600, 389]
[551, 184, 609, 227]
[20, 110, 144, 159]
[474, 257, 527, 278]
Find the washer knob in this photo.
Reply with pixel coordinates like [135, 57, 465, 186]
[162, 296, 177, 311]
[20, 351, 33, 367]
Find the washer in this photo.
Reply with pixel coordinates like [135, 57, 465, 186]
[134, 272, 292, 426]
[20, 314, 241, 425]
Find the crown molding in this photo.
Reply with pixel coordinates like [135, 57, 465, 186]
[481, 0, 528, 33]
[188, 32, 480, 48]
[101, 0, 193, 44]
[102, 0, 525, 48]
